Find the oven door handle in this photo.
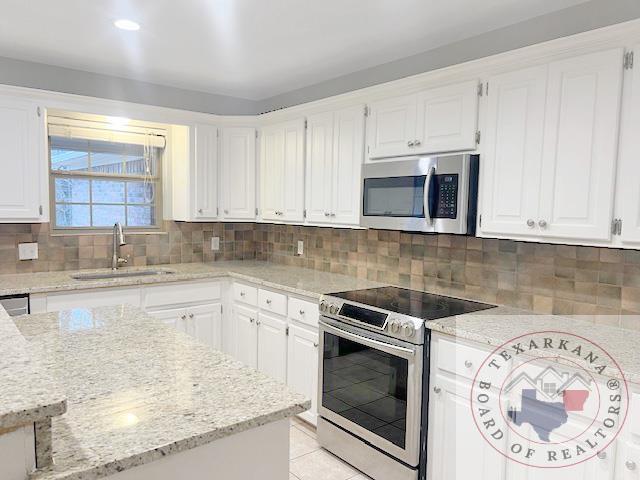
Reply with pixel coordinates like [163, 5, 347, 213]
[424, 165, 435, 226]
[319, 320, 416, 358]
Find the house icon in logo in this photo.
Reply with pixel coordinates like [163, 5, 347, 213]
[505, 366, 591, 403]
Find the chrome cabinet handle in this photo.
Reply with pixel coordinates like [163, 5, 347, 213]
[240, 291, 245, 297]
[181, 314, 187, 320]
[330, 213, 336, 217]
[224, 209, 229, 214]
[464, 360, 473, 368]
[256, 319, 261, 326]
[596, 451, 607, 460]
[249, 318, 255, 323]
[324, 212, 330, 217]
[423, 166, 435, 226]
[626, 461, 637, 471]
[189, 313, 194, 319]
[414, 139, 421, 146]
[198, 208, 203, 214]
[526, 219, 535, 228]
[433, 386, 442, 394]
[538, 219, 547, 228]
[266, 299, 272, 305]
[299, 309, 305, 315]
[407, 140, 415, 147]
[313, 342, 319, 348]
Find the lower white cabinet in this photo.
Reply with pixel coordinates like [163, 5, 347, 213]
[287, 324, 319, 425]
[257, 311, 288, 383]
[234, 304, 259, 369]
[147, 303, 222, 349]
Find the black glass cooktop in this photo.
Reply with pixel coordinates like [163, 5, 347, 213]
[330, 286, 496, 320]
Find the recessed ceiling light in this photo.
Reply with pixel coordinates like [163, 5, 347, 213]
[114, 19, 140, 31]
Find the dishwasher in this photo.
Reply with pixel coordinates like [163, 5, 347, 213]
[0, 294, 29, 316]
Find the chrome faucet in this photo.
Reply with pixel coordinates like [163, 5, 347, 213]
[111, 223, 128, 271]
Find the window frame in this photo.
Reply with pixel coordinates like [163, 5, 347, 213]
[48, 137, 164, 233]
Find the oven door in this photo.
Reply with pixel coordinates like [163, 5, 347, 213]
[318, 318, 423, 467]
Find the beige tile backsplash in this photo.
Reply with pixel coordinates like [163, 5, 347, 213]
[1, 222, 639, 316]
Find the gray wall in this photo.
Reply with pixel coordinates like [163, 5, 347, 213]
[257, 0, 640, 113]
[1, 0, 639, 116]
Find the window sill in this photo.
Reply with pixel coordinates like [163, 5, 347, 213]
[49, 230, 168, 237]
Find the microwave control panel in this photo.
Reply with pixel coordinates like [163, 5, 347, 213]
[434, 174, 458, 219]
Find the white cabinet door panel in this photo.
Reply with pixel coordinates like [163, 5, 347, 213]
[538, 48, 623, 241]
[415, 80, 479, 153]
[0, 96, 43, 221]
[287, 324, 319, 425]
[146, 307, 186, 333]
[616, 440, 640, 480]
[259, 125, 284, 221]
[481, 66, 547, 236]
[282, 120, 305, 222]
[257, 311, 287, 383]
[305, 112, 334, 224]
[332, 105, 364, 226]
[189, 303, 222, 351]
[221, 127, 256, 220]
[234, 304, 258, 369]
[193, 124, 218, 220]
[367, 93, 417, 159]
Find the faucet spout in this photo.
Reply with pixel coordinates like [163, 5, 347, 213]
[112, 223, 127, 271]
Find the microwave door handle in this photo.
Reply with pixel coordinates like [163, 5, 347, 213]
[424, 166, 435, 225]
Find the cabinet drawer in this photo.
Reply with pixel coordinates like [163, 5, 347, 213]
[45, 287, 141, 312]
[436, 338, 491, 381]
[288, 297, 319, 328]
[258, 288, 287, 316]
[144, 281, 221, 309]
[233, 282, 258, 306]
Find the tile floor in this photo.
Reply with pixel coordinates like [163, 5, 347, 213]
[289, 417, 371, 480]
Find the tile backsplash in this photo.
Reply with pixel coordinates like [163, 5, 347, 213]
[1, 222, 639, 316]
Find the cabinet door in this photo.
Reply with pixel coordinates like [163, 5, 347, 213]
[188, 303, 222, 351]
[220, 127, 256, 220]
[259, 124, 284, 221]
[281, 119, 306, 222]
[538, 48, 624, 241]
[147, 307, 187, 334]
[331, 106, 364, 226]
[193, 124, 218, 220]
[234, 304, 258, 369]
[616, 440, 640, 480]
[366, 93, 417, 159]
[257, 311, 287, 383]
[428, 375, 506, 480]
[415, 80, 479, 153]
[305, 112, 334, 224]
[618, 44, 640, 244]
[480, 66, 547, 236]
[0, 96, 43, 221]
[287, 324, 319, 425]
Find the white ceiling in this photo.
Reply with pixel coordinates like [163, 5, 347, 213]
[0, 0, 589, 100]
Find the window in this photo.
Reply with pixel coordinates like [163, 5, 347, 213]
[49, 121, 165, 230]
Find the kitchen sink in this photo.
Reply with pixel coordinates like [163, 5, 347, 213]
[71, 270, 176, 281]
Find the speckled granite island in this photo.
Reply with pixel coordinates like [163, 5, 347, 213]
[8, 304, 308, 480]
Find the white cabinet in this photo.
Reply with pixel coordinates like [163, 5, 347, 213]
[480, 65, 547, 236]
[305, 105, 364, 226]
[538, 48, 623, 241]
[147, 303, 222, 349]
[193, 124, 219, 220]
[366, 80, 479, 160]
[147, 306, 188, 333]
[287, 324, 319, 425]
[257, 311, 288, 383]
[480, 48, 624, 243]
[220, 127, 256, 220]
[0, 95, 45, 222]
[616, 440, 640, 480]
[260, 119, 305, 222]
[234, 304, 258, 369]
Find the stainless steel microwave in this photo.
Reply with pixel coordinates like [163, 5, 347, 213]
[361, 154, 479, 234]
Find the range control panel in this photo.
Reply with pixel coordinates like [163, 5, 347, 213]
[434, 174, 458, 219]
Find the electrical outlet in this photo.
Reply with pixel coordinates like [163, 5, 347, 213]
[18, 242, 38, 260]
[297, 240, 304, 256]
[211, 236, 220, 251]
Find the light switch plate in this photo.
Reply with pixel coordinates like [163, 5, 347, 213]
[211, 237, 220, 251]
[18, 242, 38, 260]
[297, 240, 304, 256]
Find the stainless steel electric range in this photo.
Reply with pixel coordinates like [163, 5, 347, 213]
[317, 286, 495, 480]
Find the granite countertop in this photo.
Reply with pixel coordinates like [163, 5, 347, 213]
[13, 305, 308, 480]
[0, 261, 383, 299]
[0, 305, 66, 430]
[426, 306, 640, 386]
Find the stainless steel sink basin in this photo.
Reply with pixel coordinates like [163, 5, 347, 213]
[71, 270, 176, 281]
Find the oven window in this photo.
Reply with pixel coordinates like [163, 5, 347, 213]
[322, 332, 408, 448]
[363, 176, 425, 217]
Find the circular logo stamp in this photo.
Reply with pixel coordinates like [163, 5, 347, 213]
[470, 330, 629, 469]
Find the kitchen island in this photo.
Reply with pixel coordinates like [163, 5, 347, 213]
[3, 304, 308, 480]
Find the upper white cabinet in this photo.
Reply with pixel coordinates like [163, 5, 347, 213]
[306, 105, 364, 226]
[0, 95, 45, 222]
[193, 124, 219, 220]
[480, 65, 548, 236]
[480, 48, 624, 243]
[220, 127, 256, 220]
[259, 119, 305, 222]
[617, 44, 640, 244]
[366, 80, 479, 160]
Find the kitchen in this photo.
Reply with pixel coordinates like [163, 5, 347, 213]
[1, 1, 640, 479]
